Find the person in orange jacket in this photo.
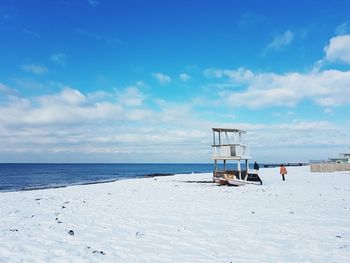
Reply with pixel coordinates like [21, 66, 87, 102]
[280, 164, 287, 181]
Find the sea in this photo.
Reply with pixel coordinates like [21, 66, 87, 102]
[0, 163, 252, 192]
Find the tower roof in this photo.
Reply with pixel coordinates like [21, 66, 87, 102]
[212, 128, 246, 133]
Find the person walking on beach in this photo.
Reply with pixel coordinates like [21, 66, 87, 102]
[280, 164, 287, 181]
[254, 162, 259, 172]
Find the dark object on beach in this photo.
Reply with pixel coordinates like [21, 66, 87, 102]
[185, 180, 213, 183]
[247, 173, 263, 184]
[336, 235, 342, 238]
[61, 205, 66, 209]
[68, 230, 74, 236]
[135, 231, 144, 237]
[35, 198, 42, 201]
[144, 173, 174, 178]
[93, 250, 106, 255]
[10, 229, 18, 232]
[264, 162, 306, 168]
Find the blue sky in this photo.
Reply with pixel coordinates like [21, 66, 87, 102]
[1, 0, 350, 162]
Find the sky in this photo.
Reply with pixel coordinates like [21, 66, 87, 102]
[1, 0, 350, 163]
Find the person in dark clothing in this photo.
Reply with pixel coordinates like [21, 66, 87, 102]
[254, 162, 259, 171]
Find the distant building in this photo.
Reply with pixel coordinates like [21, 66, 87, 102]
[328, 148, 350, 163]
[310, 148, 350, 172]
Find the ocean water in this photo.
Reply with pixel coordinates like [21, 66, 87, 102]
[0, 163, 224, 192]
[0, 163, 256, 192]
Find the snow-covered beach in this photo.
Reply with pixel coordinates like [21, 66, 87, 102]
[1, 166, 349, 262]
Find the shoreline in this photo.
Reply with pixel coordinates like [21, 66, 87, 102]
[0, 173, 176, 193]
[0, 163, 309, 193]
[0, 163, 310, 193]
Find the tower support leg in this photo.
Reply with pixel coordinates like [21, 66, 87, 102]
[237, 161, 241, 180]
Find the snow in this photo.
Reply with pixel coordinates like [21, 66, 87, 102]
[0, 166, 349, 262]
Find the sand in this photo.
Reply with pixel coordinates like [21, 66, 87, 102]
[0, 166, 349, 262]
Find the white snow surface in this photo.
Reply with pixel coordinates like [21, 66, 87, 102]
[0, 166, 349, 262]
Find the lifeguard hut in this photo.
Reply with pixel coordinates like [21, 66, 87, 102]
[211, 128, 262, 186]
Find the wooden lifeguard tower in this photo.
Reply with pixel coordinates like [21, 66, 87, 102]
[211, 128, 262, 186]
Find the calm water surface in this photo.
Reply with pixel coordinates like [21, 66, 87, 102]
[0, 163, 219, 192]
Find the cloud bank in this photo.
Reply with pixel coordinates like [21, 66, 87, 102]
[0, 82, 349, 162]
[205, 67, 350, 108]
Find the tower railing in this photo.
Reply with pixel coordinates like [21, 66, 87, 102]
[211, 144, 250, 159]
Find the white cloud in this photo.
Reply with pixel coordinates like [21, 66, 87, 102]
[87, 0, 99, 7]
[335, 21, 350, 35]
[152, 72, 171, 84]
[324, 34, 350, 64]
[116, 86, 145, 107]
[204, 67, 254, 83]
[267, 30, 294, 50]
[38, 88, 86, 106]
[135, 81, 146, 87]
[50, 53, 66, 66]
[206, 67, 350, 108]
[0, 83, 10, 92]
[324, 108, 333, 114]
[0, 83, 19, 98]
[21, 64, 48, 74]
[22, 28, 40, 38]
[0, 86, 159, 128]
[179, 73, 191, 82]
[0, 89, 120, 126]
